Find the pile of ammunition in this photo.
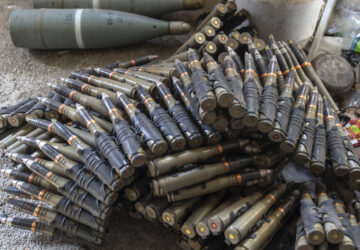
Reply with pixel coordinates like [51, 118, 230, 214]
[1, 2, 360, 250]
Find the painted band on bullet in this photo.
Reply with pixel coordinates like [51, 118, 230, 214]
[74, 9, 85, 49]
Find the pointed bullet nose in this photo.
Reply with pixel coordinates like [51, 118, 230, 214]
[169, 21, 191, 35]
[227, 46, 234, 52]
[75, 103, 82, 109]
[101, 92, 109, 99]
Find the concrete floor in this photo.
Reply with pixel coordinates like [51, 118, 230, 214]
[0, 0, 219, 249]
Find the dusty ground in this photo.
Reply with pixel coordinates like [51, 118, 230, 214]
[0, 0, 219, 249]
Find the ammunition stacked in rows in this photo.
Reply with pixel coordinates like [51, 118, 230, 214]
[0, 3, 359, 250]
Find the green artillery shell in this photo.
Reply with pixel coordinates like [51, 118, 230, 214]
[195, 3, 227, 33]
[253, 149, 287, 169]
[33, 0, 204, 17]
[0, 168, 57, 193]
[136, 85, 186, 151]
[204, 52, 234, 107]
[281, 41, 310, 83]
[46, 142, 82, 162]
[269, 35, 291, 78]
[227, 46, 244, 75]
[237, 191, 298, 250]
[278, 41, 304, 89]
[333, 112, 360, 180]
[39, 96, 113, 133]
[167, 169, 273, 202]
[62, 77, 123, 109]
[7, 198, 102, 244]
[51, 120, 122, 191]
[153, 157, 254, 196]
[8, 98, 38, 127]
[124, 176, 149, 202]
[188, 49, 216, 112]
[94, 67, 156, 94]
[129, 65, 176, 79]
[44, 93, 61, 120]
[208, 192, 263, 234]
[300, 183, 325, 245]
[11, 180, 104, 232]
[268, 69, 295, 142]
[223, 56, 247, 119]
[71, 72, 137, 98]
[10, 9, 191, 49]
[264, 45, 285, 92]
[145, 197, 169, 220]
[2, 186, 37, 200]
[25, 99, 46, 120]
[0, 124, 34, 149]
[258, 56, 278, 133]
[156, 81, 203, 148]
[288, 41, 340, 113]
[147, 139, 249, 177]
[21, 158, 110, 220]
[116, 91, 168, 156]
[67, 126, 97, 148]
[76, 104, 134, 178]
[173, 60, 214, 126]
[224, 183, 287, 244]
[243, 52, 260, 127]
[316, 183, 344, 244]
[167, 50, 188, 62]
[248, 42, 267, 81]
[7, 127, 45, 151]
[332, 198, 356, 250]
[294, 88, 319, 164]
[115, 55, 159, 69]
[280, 82, 311, 152]
[323, 98, 349, 176]
[101, 93, 146, 167]
[10, 131, 51, 155]
[174, 59, 194, 99]
[114, 68, 169, 85]
[200, 41, 218, 57]
[50, 83, 108, 117]
[310, 94, 326, 173]
[171, 75, 221, 145]
[162, 197, 200, 226]
[200, 26, 216, 40]
[35, 139, 118, 205]
[182, 192, 225, 238]
[174, 32, 206, 54]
